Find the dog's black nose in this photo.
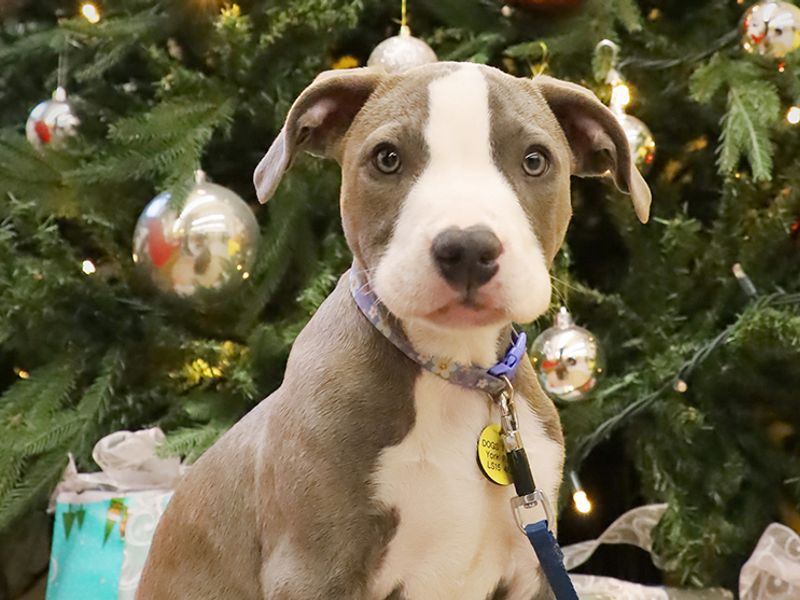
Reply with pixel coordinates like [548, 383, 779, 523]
[431, 226, 502, 292]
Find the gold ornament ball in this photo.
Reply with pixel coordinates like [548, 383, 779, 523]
[741, 1, 800, 58]
[132, 172, 259, 303]
[25, 87, 80, 150]
[530, 307, 604, 401]
[367, 25, 437, 74]
[617, 112, 656, 173]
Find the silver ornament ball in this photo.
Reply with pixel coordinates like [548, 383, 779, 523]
[25, 87, 80, 149]
[741, 1, 800, 58]
[367, 25, 437, 74]
[530, 307, 605, 401]
[132, 172, 259, 303]
[617, 112, 656, 173]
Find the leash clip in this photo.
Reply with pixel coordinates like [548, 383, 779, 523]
[493, 377, 555, 534]
[495, 377, 524, 453]
[511, 489, 555, 533]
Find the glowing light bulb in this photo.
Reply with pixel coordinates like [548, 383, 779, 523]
[242, 271, 250, 280]
[14, 367, 30, 379]
[673, 379, 688, 393]
[569, 471, 592, 515]
[787, 106, 800, 125]
[81, 2, 101, 24]
[611, 82, 631, 111]
[573, 490, 592, 514]
[81, 259, 96, 275]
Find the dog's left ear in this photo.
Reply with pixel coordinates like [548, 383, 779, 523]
[254, 68, 384, 204]
[536, 76, 651, 223]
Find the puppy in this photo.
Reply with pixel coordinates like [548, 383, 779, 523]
[137, 62, 650, 600]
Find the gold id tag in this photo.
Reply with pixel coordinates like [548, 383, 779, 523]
[477, 424, 513, 486]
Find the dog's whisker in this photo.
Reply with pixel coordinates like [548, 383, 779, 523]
[548, 275, 570, 307]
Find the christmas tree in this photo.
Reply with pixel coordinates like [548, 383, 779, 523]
[1, 0, 799, 594]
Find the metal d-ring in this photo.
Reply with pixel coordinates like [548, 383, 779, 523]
[511, 489, 556, 533]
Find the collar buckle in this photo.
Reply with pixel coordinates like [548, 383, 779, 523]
[488, 331, 528, 380]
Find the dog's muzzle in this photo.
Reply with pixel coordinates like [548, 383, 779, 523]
[431, 225, 502, 293]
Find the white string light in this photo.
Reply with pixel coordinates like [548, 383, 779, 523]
[570, 471, 593, 515]
[80, 2, 101, 24]
[81, 259, 96, 275]
[610, 79, 632, 112]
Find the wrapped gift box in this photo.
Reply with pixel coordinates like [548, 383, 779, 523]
[46, 429, 183, 600]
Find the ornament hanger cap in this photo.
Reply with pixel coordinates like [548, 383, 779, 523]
[53, 87, 68, 102]
[399, 24, 412, 37]
[194, 169, 207, 184]
[596, 39, 623, 87]
[596, 39, 620, 66]
[555, 306, 574, 329]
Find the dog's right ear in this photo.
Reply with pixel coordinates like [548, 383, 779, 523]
[254, 68, 384, 204]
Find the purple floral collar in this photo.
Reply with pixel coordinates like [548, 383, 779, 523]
[349, 269, 527, 397]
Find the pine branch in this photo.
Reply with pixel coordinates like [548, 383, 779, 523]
[258, 0, 365, 48]
[0, 351, 124, 532]
[66, 97, 236, 193]
[0, 361, 79, 428]
[0, 455, 26, 501]
[720, 83, 779, 181]
[569, 292, 800, 470]
[691, 55, 780, 181]
[59, 9, 165, 43]
[612, 0, 643, 33]
[76, 350, 122, 421]
[0, 27, 70, 65]
[0, 447, 69, 531]
[238, 186, 308, 329]
[12, 415, 85, 456]
[160, 423, 227, 463]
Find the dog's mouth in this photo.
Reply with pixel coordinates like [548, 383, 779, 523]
[424, 292, 507, 328]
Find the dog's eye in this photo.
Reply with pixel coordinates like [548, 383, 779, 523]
[522, 148, 549, 177]
[373, 144, 402, 174]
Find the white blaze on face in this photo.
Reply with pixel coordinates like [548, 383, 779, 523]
[373, 65, 551, 328]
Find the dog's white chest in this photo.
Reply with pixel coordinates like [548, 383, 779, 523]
[369, 372, 562, 600]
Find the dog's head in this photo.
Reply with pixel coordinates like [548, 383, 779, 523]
[255, 63, 650, 330]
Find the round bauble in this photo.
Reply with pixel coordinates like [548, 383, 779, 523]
[530, 307, 604, 401]
[25, 87, 79, 149]
[741, 1, 800, 58]
[132, 173, 259, 303]
[367, 25, 437, 74]
[617, 112, 656, 172]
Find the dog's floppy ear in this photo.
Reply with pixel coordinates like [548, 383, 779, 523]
[254, 68, 384, 204]
[536, 75, 651, 223]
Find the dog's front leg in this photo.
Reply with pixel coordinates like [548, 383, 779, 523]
[259, 528, 399, 600]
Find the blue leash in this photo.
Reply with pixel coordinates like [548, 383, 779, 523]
[510, 487, 578, 600]
[525, 520, 579, 599]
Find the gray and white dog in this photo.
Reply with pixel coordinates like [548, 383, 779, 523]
[137, 62, 650, 600]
